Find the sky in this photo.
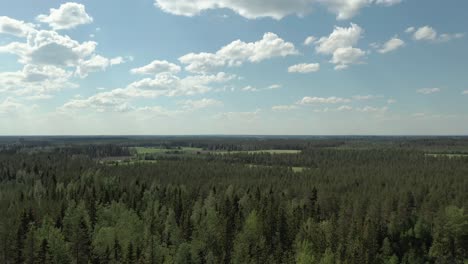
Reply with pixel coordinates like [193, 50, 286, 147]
[0, 0, 467, 135]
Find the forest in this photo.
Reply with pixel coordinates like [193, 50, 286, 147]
[0, 136, 466, 264]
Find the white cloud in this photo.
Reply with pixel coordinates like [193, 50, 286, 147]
[130, 60, 181, 75]
[405, 27, 415, 33]
[267, 84, 282, 89]
[0, 97, 37, 115]
[179, 32, 298, 73]
[215, 110, 260, 121]
[417, 88, 440, 94]
[387, 99, 397, 104]
[288, 63, 320, 73]
[154, 0, 401, 20]
[0, 64, 76, 95]
[272, 105, 298, 111]
[315, 23, 365, 70]
[36, 2, 93, 30]
[352, 95, 377, 100]
[462, 90, 468, 95]
[412, 26, 464, 42]
[61, 72, 234, 112]
[304, 36, 316, 46]
[357, 106, 388, 113]
[413, 26, 437, 41]
[377, 37, 404, 53]
[0, 30, 97, 67]
[76, 55, 126, 78]
[337, 105, 353, 111]
[0, 16, 36, 37]
[330, 47, 365, 70]
[178, 98, 223, 110]
[298, 96, 351, 104]
[315, 23, 363, 55]
[242, 85, 259, 92]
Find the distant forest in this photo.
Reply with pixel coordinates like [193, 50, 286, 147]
[0, 136, 466, 263]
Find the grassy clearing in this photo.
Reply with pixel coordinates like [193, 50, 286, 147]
[246, 164, 307, 173]
[134, 147, 203, 155]
[425, 153, 468, 158]
[215, 149, 301, 155]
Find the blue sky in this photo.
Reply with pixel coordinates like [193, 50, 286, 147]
[0, 0, 467, 135]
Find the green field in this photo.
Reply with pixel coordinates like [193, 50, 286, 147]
[134, 147, 203, 154]
[216, 149, 301, 154]
[426, 153, 468, 158]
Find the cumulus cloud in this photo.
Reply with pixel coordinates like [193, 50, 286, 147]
[0, 97, 37, 115]
[36, 2, 93, 30]
[462, 90, 468, 95]
[154, 0, 401, 20]
[0, 16, 36, 37]
[417, 88, 441, 94]
[304, 36, 316, 46]
[178, 98, 223, 110]
[0, 30, 97, 67]
[331, 47, 365, 70]
[267, 84, 282, 90]
[315, 23, 363, 54]
[298, 96, 351, 104]
[61, 72, 234, 112]
[376, 37, 404, 53]
[272, 105, 298, 111]
[411, 26, 464, 42]
[352, 95, 379, 100]
[357, 106, 388, 113]
[130, 60, 181, 75]
[0, 64, 76, 95]
[76, 55, 126, 78]
[288, 63, 320, 73]
[179, 32, 298, 73]
[241, 86, 259, 92]
[315, 23, 365, 70]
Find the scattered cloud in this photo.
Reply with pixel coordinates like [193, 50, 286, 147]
[405, 27, 415, 33]
[0, 97, 37, 115]
[154, 0, 401, 20]
[0, 64, 76, 95]
[304, 36, 316, 46]
[0, 16, 36, 37]
[131, 60, 181, 75]
[178, 98, 223, 110]
[315, 23, 365, 70]
[215, 110, 260, 121]
[417, 88, 441, 95]
[242, 85, 259, 92]
[60, 72, 234, 112]
[410, 26, 464, 42]
[288, 63, 320, 73]
[357, 106, 388, 113]
[337, 105, 353, 111]
[376, 37, 405, 53]
[462, 90, 468, 95]
[272, 105, 298, 111]
[179, 32, 298, 73]
[331, 47, 365, 70]
[76, 55, 127, 78]
[315, 23, 363, 54]
[352, 95, 379, 100]
[267, 84, 282, 90]
[298, 96, 351, 104]
[36, 2, 93, 30]
[387, 99, 397, 104]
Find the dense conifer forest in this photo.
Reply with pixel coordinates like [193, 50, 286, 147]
[0, 136, 466, 263]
